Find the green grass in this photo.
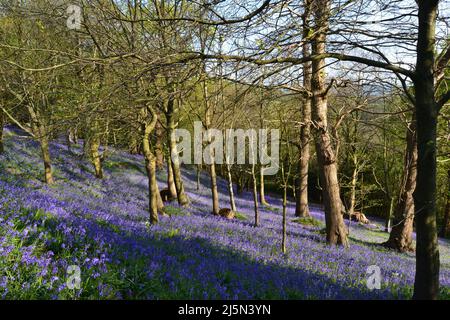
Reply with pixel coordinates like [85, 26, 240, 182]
[292, 217, 323, 228]
[235, 212, 248, 221]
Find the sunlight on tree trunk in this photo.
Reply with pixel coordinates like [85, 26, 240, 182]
[385, 117, 417, 252]
[311, 0, 348, 247]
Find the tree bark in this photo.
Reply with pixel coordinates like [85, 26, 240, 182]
[142, 107, 160, 225]
[311, 0, 348, 246]
[385, 117, 417, 252]
[259, 167, 269, 206]
[166, 106, 189, 206]
[412, 0, 440, 300]
[167, 156, 177, 199]
[295, 0, 312, 218]
[440, 170, 450, 238]
[155, 120, 164, 170]
[226, 163, 237, 212]
[90, 134, 103, 179]
[28, 106, 54, 184]
[0, 109, 4, 154]
[40, 134, 54, 185]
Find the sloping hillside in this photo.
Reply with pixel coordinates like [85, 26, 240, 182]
[0, 127, 449, 299]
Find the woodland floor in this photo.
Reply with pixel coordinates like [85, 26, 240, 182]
[0, 126, 449, 299]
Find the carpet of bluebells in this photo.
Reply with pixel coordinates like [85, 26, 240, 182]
[0, 126, 449, 300]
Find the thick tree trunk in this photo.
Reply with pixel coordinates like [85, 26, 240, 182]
[385, 118, 417, 252]
[90, 135, 103, 179]
[167, 157, 177, 199]
[440, 170, 450, 238]
[40, 135, 54, 185]
[311, 0, 348, 246]
[295, 0, 312, 218]
[412, 0, 440, 300]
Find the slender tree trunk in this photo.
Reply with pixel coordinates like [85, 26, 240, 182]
[412, 0, 440, 300]
[142, 108, 160, 225]
[252, 166, 259, 227]
[167, 112, 189, 206]
[440, 170, 450, 238]
[259, 167, 269, 206]
[0, 109, 4, 154]
[296, 0, 312, 218]
[196, 164, 201, 191]
[385, 118, 417, 252]
[348, 154, 358, 218]
[226, 164, 237, 212]
[209, 160, 220, 215]
[311, 0, 348, 246]
[155, 120, 164, 170]
[167, 156, 177, 199]
[282, 182, 287, 253]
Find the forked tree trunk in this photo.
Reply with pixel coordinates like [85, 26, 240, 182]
[311, 0, 348, 246]
[412, 0, 440, 300]
[385, 117, 417, 252]
[295, 0, 312, 218]
[28, 107, 54, 185]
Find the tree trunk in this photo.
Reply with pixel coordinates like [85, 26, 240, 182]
[259, 167, 269, 206]
[440, 170, 450, 238]
[311, 0, 348, 246]
[40, 134, 54, 185]
[167, 112, 189, 206]
[348, 154, 358, 218]
[142, 108, 160, 225]
[226, 164, 237, 212]
[412, 0, 440, 300]
[209, 161, 220, 215]
[252, 165, 259, 227]
[90, 134, 103, 179]
[0, 109, 4, 154]
[155, 120, 164, 170]
[385, 117, 417, 252]
[295, 0, 312, 218]
[282, 183, 287, 253]
[167, 156, 177, 199]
